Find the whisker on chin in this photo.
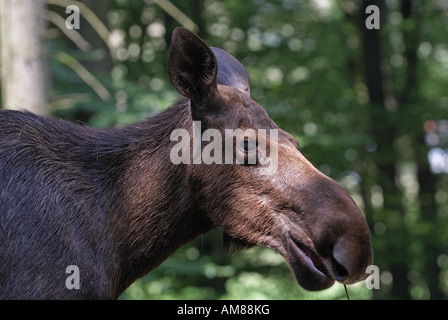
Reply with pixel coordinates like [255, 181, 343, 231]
[344, 284, 350, 300]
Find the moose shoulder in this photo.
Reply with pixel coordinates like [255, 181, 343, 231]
[0, 28, 373, 299]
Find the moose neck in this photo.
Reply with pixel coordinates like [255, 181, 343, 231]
[100, 99, 212, 297]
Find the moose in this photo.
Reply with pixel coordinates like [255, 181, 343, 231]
[0, 28, 373, 299]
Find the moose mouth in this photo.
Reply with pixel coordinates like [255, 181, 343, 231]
[284, 232, 335, 291]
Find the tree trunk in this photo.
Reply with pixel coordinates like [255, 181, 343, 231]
[0, 0, 50, 114]
[190, 0, 205, 38]
[360, 0, 411, 299]
[79, 0, 112, 72]
[400, 0, 443, 299]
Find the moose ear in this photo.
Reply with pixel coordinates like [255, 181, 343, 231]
[168, 28, 219, 111]
[211, 47, 251, 97]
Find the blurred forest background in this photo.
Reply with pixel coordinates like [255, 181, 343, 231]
[0, 0, 447, 300]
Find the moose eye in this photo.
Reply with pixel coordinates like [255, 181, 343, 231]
[241, 138, 258, 165]
[243, 138, 257, 153]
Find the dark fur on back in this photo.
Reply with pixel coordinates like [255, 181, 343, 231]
[0, 100, 206, 299]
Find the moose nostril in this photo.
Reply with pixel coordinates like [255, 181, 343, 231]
[332, 256, 349, 282]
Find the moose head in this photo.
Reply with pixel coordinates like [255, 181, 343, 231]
[167, 28, 373, 291]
